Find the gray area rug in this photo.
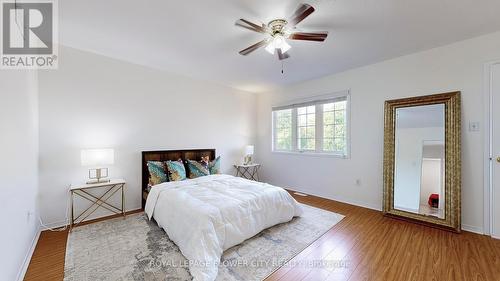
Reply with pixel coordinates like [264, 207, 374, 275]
[64, 204, 344, 281]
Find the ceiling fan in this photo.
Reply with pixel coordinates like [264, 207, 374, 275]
[236, 3, 328, 60]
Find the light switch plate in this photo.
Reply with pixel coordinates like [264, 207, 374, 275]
[469, 121, 480, 132]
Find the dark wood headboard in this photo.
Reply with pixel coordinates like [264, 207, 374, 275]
[141, 149, 216, 208]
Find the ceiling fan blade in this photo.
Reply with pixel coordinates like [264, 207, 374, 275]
[277, 49, 290, 60]
[292, 32, 328, 37]
[239, 40, 268, 56]
[289, 31, 328, 42]
[289, 3, 315, 26]
[235, 19, 266, 33]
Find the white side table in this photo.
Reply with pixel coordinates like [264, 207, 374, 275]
[234, 164, 261, 181]
[70, 179, 126, 230]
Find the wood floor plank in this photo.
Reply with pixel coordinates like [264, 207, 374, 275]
[24, 193, 500, 281]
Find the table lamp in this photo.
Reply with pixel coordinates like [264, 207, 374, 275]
[244, 145, 254, 165]
[81, 148, 114, 184]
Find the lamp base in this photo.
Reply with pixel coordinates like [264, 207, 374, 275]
[243, 155, 253, 165]
[87, 168, 110, 184]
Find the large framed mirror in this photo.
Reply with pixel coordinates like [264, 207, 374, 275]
[383, 92, 461, 232]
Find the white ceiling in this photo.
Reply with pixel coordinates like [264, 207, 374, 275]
[60, 0, 500, 92]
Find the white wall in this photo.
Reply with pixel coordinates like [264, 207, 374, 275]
[38, 46, 256, 226]
[0, 71, 39, 281]
[256, 31, 500, 233]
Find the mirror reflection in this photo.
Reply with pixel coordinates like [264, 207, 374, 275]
[394, 104, 445, 219]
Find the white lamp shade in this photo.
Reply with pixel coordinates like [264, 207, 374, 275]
[245, 145, 254, 156]
[81, 149, 114, 167]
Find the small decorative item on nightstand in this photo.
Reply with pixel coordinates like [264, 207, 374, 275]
[243, 145, 254, 165]
[81, 148, 114, 184]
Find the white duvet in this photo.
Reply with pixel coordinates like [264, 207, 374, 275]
[144, 174, 302, 281]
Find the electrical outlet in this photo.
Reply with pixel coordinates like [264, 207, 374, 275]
[356, 179, 361, 186]
[469, 121, 480, 132]
[27, 211, 33, 221]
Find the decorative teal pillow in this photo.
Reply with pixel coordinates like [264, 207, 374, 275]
[186, 159, 210, 179]
[147, 161, 168, 186]
[166, 159, 187, 181]
[208, 156, 221, 175]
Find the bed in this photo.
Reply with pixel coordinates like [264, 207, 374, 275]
[142, 149, 303, 281]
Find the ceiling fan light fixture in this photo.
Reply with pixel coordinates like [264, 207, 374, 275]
[279, 39, 291, 53]
[265, 34, 291, 55]
[265, 43, 276, 55]
[236, 4, 327, 60]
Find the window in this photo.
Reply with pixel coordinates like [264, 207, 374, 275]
[297, 105, 316, 151]
[273, 109, 292, 151]
[322, 100, 347, 153]
[272, 93, 349, 157]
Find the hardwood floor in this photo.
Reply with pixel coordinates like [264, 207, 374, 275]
[24, 193, 500, 281]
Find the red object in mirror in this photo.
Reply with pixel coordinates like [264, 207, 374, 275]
[428, 194, 439, 208]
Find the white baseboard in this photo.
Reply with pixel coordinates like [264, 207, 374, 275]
[286, 187, 382, 211]
[40, 219, 69, 230]
[16, 226, 41, 281]
[462, 224, 484, 235]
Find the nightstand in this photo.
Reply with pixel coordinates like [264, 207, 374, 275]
[234, 164, 261, 181]
[70, 179, 126, 230]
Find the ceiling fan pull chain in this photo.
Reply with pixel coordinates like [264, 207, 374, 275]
[281, 61, 284, 74]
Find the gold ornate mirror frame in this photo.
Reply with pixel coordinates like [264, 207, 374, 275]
[383, 91, 461, 232]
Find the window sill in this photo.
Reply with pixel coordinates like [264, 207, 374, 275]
[271, 150, 349, 159]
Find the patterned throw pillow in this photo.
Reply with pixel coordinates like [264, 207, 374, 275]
[166, 159, 187, 181]
[147, 161, 168, 186]
[200, 156, 210, 168]
[208, 156, 221, 175]
[186, 159, 210, 179]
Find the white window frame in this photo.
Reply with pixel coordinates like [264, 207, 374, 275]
[271, 90, 351, 158]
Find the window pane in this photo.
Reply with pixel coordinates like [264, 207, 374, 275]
[276, 109, 291, 119]
[306, 139, 315, 150]
[297, 106, 316, 151]
[322, 100, 347, 154]
[323, 138, 334, 151]
[298, 138, 315, 150]
[323, 103, 335, 111]
[334, 110, 345, 124]
[277, 117, 290, 128]
[334, 138, 345, 152]
[274, 109, 292, 151]
[334, 125, 345, 137]
[297, 138, 306, 150]
[335, 101, 346, 110]
[277, 138, 291, 150]
[324, 125, 334, 138]
[306, 126, 315, 138]
[298, 127, 307, 138]
[307, 114, 315, 125]
[298, 115, 307, 126]
[324, 111, 334, 125]
[298, 137, 315, 150]
[277, 128, 290, 139]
